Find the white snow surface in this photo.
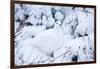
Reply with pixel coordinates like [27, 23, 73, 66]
[14, 4, 95, 65]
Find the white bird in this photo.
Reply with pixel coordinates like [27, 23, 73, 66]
[22, 21, 64, 58]
[74, 9, 88, 37]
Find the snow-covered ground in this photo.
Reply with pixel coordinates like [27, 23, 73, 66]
[14, 4, 95, 65]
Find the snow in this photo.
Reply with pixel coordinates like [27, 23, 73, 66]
[46, 16, 55, 28]
[14, 4, 95, 65]
[22, 24, 64, 57]
[55, 11, 64, 21]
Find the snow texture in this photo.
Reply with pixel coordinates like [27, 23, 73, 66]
[14, 4, 95, 65]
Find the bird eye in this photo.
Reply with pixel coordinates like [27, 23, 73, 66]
[24, 14, 29, 20]
[16, 18, 21, 22]
[25, 22, 33, 26]
[37, 23, 39, 26]
[85, 34, 88, 36]
[78, 34, 82, 37]
[40, 23, 43, 26]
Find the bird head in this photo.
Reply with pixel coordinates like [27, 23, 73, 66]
[54, 21, 62, 29]
[54, 21, 64, 34]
